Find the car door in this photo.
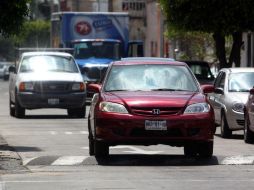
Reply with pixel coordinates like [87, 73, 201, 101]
[209, 71, 226, 124]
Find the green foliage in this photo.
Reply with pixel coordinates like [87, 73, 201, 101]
[0, 0, 30, 36]
[15, 20, 50, 47]
[160, 0, 254, 34]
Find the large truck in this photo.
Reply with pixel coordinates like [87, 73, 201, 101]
[51, 12, 143, 87]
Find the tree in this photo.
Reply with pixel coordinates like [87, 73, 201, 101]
[0, 0, 30, 36]
[160, 0, 254, 69]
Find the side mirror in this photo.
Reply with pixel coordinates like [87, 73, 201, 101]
[87, 83, 101, 93]
[214, 87, 224, 95]
[9, 65, 16, 73]
[201, 84, 214, 94]
[250, 88, 254, 95]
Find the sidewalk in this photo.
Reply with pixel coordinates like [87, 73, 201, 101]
[0, 134, 24, 173]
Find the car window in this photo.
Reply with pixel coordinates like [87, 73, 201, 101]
[214, 71, 225, 89]
[104, 64, 198, 92]
[228, 72, 254, 92]
[19, 55, 79, 73]
[189, 64, 214, 79]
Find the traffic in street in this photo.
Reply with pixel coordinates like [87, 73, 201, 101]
[1, 78, 254, 189]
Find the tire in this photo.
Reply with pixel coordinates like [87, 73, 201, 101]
[184, 143, 198, 157]
[221, 112, 232, 138]
[67, 105, 86, 118]
[9, 98, 15, 117]
[94, 141, 109, 157]
[89, 137, 95, 156]
[15, 95, 25, 118]
[198, 141, 213, 158]
[244, 117, 254, 144]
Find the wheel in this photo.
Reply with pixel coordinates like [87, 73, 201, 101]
[221, 112, 232, 138]
[9, 98, 15, 117]
[14, 95, 25, 118]
[244, 117, 254, 144]
[184, 143, 198, 157]
[89, 137, 95, 156]
[67, 105, 86, 118]
[94, 141, 109, 157]
[197, 141, 213, 158]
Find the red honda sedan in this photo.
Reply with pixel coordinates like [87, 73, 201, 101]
[88, 58, 215, 157]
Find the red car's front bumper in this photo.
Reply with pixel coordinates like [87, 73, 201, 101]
[93, 112, 215, 146]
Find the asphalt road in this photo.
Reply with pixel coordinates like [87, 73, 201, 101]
[1, 79, 254, 190]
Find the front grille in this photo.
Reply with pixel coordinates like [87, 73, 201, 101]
[82, 66, 108, 80]
[131, 107, 182, 116]
[236, 119, 245, 126]
[34, 82, 71, 93]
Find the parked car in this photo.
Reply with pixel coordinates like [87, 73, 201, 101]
[0, 61, 12, 80]
[88, 58, 215, 157]
[9, 52, 87, 118]
[244, 88, 254, 144]
[182, 60, 215, 85]
[208, 68, 254, 138]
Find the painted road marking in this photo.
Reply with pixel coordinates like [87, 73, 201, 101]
[221, 155, 254, 165]
[51, 156, 88, 166]
[49, 131, 88, 135]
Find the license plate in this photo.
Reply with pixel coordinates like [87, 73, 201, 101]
[48, 98, 59, 105]
[145, 120, 167, 131]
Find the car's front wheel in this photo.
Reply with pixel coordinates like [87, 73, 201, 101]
[221, 112, 232, 138]
[244, 117, 254, 144]
[184, 143, 198, 157]
[15, 94, 25, 118]
[198, 141, 213, 158]
[94, 141, 109, 157]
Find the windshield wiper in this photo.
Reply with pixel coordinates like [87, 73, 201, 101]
[151, 88, 186, 91]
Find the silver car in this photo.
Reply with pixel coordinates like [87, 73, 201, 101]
[208, 68, 254, 138]
[9, 52, 86, 118]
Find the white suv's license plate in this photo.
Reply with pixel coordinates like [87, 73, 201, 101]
[48, 98, 59, 105]
[145, 120, 167, 131]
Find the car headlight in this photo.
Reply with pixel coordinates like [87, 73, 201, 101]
[72, 82, 85, 91]
[184, 103, 210, 114]
[232, 103, 244, 113]
[19, 82, 34, 92]
[99, 102, 128, 114]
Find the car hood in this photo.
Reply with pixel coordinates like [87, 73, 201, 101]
[102, 91, 203, 108]
[226, 92, 249, 104]
[17, 72, 83, 82]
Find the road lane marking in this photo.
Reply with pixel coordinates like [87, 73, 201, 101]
[221, 155, 254, 165]
[65, 131, 73, 135]
[22, 157, 38, 166]
[50, 131, 57, 135]
[51, 156, 88, 166]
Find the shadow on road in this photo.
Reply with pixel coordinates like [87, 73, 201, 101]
[214, 134, 243, 140]
[19, 115, 84, 119]
[12, 146, 42, 152]
[84, 154, 219, 166]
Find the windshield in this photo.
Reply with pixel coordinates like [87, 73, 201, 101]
[19, 55, 79, 73]
[104, 64, 199, 92]
[73, 41, 122, 60]
[228, 72, 254, 92]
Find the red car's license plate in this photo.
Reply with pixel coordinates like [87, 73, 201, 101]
[145, 120, 167, 130]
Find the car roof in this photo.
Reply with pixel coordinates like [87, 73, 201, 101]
[21, 51, 73, 57]
[114, 57, 186, 66]
[220, 67, 254, 73]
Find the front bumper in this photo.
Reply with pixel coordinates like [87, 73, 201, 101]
[17, 92, 86, 109]
[93, 112, 215, 146]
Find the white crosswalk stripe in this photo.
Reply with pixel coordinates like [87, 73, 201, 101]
[221, 155, 254, 165]
[48, 131, 88, 135]
[51, 156, 88, 166]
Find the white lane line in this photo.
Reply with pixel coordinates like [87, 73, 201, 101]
[221, 155, 254, 165]
[51, 156, 88, 166]
[65, 132, 73, 135]
[80, 131, 88, 135]
[23, 157, 38, 166]
[49, 131, 57, 135]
